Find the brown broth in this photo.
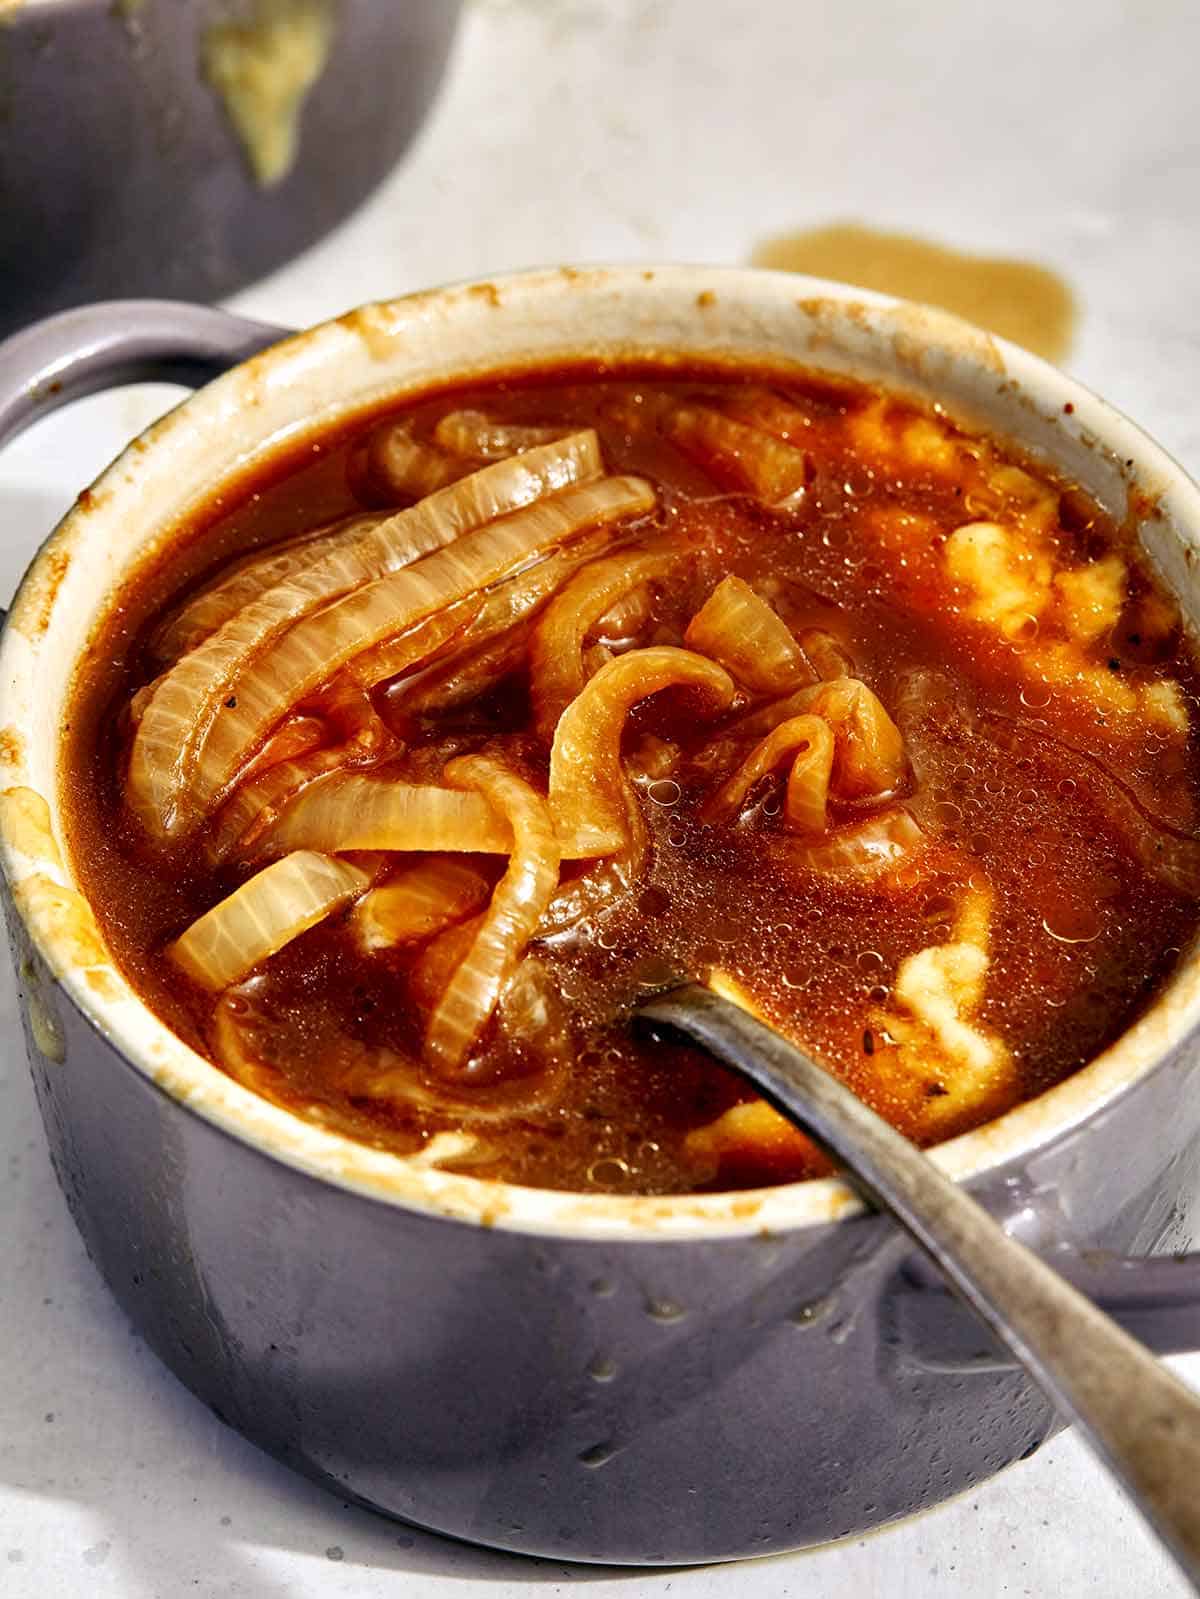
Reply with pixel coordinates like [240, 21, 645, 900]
[61, 364, 1200, 1195]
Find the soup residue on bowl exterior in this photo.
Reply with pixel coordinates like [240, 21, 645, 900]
[62, 363, 1200, 1194]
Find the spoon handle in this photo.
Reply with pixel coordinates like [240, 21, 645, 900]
[639, 984, 1200, 1590]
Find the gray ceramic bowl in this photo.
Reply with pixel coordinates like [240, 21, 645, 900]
[1, 268, 1199, 1564]
[0, 0, 461, 337]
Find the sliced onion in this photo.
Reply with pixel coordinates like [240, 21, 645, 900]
[261, 775, 514, 855]
[304, 670, 391, 744]
[702, 714, 833, 829]
[493, 956, 573, 1076]
[530, 547, 675, 740]
[364, 423, 465, 499]
[805, 678, 907, 799]
[342, 595, 482, 690]
[730, 676, 906, 799]
[257, 764, 624, 861]
[409, 915, 479, 1012]
[594, 583, 653, 643]
[720, 386, 815, 443]
[726, 685, 818, 741]
[433, 410, 565, 460]
[538, 783, 648, 936]
[168, 851, 371, 990]
[352, 858, 493, 951]
[549, 646, 736, 855]
[796, 627, 854, 682]
[785, 727, 838, 834]
[781, 808, 928, 881]
[424, 756, 562, 1077]
[193, 476, 652, 825]
[392, 531, 613, 712]
[209, 743, 361, 864]
[238, 715, 327, 781]
[128, 431, 605, 840]
[665, 404, 809, 506]
[684, 574, 811, 696]
[207, 660, 412, 863]
[150, 513, 387, 664]
[401, 630, 531, 719]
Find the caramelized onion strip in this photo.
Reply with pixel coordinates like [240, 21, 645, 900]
[727, 676, 906, 799]
[142, 473, 653, 840]
[549, 646, 736, 855]
[127, 431, 605, 840]
[393, 532, 613, 711]
[424, 757, 562, 1077]
[402, 632, 532, 719]
[665, 404, 809, 506]
[341, 595, 482, 689]
[261, 776, 513, 855]
[151, 513, 386, 663]
[257, 771, 628, 861]
[781, 808, 928, 881]
[530, 548, 675, 741]
[168, 851, 372, 991]
[209, 744, 365, 864]
[194, 477, 653, 828]
[237, 715, 327, 781]
[796, 627, 854, 682]
[806, 678, 907, 799]
[433, 410, 565, 460]
[538, 780, 648, 937]
[209, 668, 409, 867]
[364, 424, 464, 499]
[685, 574, 812, 696]
[702, 715, 833, 830]
[352, 858, 493, 951]
[595, 583, 653, 642]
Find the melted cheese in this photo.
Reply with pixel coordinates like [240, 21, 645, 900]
[873, 885, 1012, 1129]
[944, 519, 1052, 633]
[1054, 555, 1126, 646]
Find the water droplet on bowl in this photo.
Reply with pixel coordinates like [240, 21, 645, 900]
[645, 1297, 686, 1323]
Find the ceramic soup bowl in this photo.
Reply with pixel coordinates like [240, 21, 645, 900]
[1, 267, 1199, 1564]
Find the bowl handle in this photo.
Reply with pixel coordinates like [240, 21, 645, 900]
[0, 299, 291, 451]
[895, 1245, 1200, 1366]
[1046, 1248, 1200, 1356]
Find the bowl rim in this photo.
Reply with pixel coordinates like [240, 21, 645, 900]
[4, 261, 1200, 1242]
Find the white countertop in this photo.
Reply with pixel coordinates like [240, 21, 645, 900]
[3, 1, 1200, 1593]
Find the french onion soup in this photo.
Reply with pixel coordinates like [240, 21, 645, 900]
[63, 366, 1200, 1194]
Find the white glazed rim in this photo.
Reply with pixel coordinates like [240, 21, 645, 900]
[4, 263, 1200, 1241]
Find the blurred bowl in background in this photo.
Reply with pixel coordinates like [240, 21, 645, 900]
[0, 0, 461, 338]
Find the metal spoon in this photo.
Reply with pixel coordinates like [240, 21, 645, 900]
[636, 981, 1200, 1590]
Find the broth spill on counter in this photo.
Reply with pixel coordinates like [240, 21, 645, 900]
[751, 223, 1077, 363]
[63, 362, 1199, 1195]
